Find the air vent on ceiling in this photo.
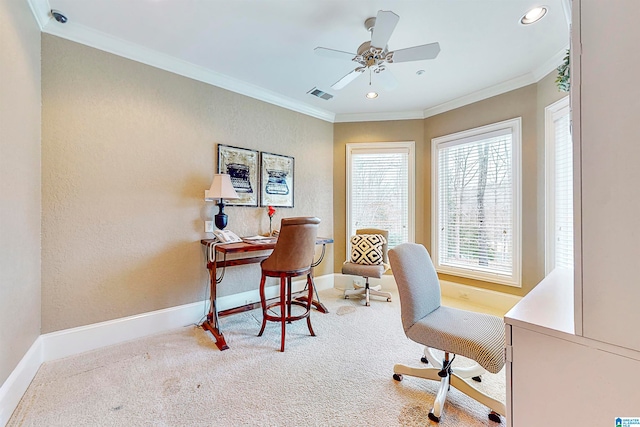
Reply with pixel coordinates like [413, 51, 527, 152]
[307, 87, 333, 100]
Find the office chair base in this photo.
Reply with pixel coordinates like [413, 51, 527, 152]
[343, 282, 392, 306]
[393, 347, 505, 423]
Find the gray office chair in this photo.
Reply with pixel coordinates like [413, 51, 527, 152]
[342, 228, 392, 306]
[388, 243, 505, 423]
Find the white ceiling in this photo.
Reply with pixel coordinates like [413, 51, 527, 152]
[29, 0, 570, 123]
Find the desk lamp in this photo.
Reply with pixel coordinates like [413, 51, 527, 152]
[205, 174, 239, 230]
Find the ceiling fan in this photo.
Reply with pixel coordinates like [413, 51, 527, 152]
[314, 10, 441, 91]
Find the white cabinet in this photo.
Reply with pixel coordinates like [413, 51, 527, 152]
[508, 324, 640, 426]
[505, 271, 640, 426]
[578, 0, 640, 352]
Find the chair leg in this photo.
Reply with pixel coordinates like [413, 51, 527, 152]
[369, 287, 392, 302]
[286, 277, 292, 324]
[258, 274, 268, 337]
[429, 370, 451, 422]
[365, 280, 370, 306]
[280, 277, 286, 352]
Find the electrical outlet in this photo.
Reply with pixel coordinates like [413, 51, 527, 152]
[205, 221, 214, 233]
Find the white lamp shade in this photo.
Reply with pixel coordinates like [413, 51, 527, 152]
[205, 174, 239, 200]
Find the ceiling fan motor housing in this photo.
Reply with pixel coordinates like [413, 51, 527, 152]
[356, 41, 392, 70]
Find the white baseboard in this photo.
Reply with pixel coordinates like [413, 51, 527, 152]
[0, 338, 43, 427]
[40, 300, 211, 362]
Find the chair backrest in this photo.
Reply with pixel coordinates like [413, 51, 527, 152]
[261, 217, 320, 273]
[388, 243, 442, 333]
[354, 228, 389, 264]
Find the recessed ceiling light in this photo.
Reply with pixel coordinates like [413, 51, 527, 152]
[365, 92, 378, 99]
[520, 6, 547, 25]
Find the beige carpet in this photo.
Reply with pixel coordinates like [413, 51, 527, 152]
[9, 288, 505, 426]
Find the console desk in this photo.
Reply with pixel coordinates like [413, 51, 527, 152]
[200, 237, 333, 350]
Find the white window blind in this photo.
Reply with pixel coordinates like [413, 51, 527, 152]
[347, 142, 414, 249]
[545, 97, 573, 272]
[432, 118, 521, 286]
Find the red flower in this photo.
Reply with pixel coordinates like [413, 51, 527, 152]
[267, 206, 276, 218]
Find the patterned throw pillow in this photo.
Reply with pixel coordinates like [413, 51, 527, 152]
[350, 234, 387, 265]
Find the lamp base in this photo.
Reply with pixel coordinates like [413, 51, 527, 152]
[215, 200, 228, 230]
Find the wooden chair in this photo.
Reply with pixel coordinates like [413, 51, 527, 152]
[258, 216, 320, 351]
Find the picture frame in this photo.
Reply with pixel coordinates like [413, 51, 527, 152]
[260, 152, 294, 208]
[217, 144, 259, 207]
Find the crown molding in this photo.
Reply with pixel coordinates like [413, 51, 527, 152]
[334, 110, 425, 123]
[27, 0, 50, 30]
[423, 73, 537, 119]
[532, 45, 570, 81]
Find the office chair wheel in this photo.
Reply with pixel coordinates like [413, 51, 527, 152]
[393, 373, 403, 381]
[387, 297, 391, 301]
[488, 411, 501, 423]
[472, 376, 482, 382]
[421, 356, 429, 364]
[428, 412, 440, 422]
[344, 295, 349, 299]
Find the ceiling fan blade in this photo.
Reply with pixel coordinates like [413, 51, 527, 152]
[370, 10, 399, 49]
[376, 69, 398, 91]
[314, 47, 356, 61]
[390, 42, 441, 63]
[331, 69, 364, 90]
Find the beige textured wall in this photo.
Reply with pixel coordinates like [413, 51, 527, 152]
[41, 35, 333, 333]
[334, 72, 565, 297]
[333, 120, 425, 270]
[0, 0, 42, 385]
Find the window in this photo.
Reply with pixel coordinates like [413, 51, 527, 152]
[346, 142, 415, 249]
[545, 97, 573, 273]
[432, 118, 522, 287]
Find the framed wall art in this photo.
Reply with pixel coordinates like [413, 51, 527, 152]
[217, 144, 259, 206]
[260, 152, 294, 208]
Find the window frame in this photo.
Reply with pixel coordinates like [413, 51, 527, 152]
[431, 117, 522, 287]
[346, 141, 415, 249]
[545, 96, 572, 274]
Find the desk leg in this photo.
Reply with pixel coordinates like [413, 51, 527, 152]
[201, 259, 229, 351]
[296, 244, 329, 314]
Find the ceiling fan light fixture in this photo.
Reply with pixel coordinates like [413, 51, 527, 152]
[520, 6, 548, 25]
[366, 91, 379, 99]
